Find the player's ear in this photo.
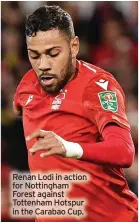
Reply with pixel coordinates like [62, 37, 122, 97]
[70, 36, 79, 59]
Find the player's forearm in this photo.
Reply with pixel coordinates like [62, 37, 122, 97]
[27, 126, 135, 168]
[79, 125, 135, 168]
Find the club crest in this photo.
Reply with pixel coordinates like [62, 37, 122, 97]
[51, 89, 68, 110]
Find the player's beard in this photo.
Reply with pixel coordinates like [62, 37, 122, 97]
[38, 50, 75, 94]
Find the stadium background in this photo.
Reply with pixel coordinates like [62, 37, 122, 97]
[1, 1, 138, 221]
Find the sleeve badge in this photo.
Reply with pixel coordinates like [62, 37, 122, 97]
[98, 91, 118, 112]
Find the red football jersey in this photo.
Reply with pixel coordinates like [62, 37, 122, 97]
[14, 60, 138, 222]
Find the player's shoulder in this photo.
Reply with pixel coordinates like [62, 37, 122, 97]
[16, 68, 37, 92]
[80, 60, 113, 80]
[80, 60, 122, 91]
[19, 68, 36, 84]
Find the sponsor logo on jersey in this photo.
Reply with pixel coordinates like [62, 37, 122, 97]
[25, 94, 34, 106]
[95, 79, 109, 90]
[98, 91, 118, 112]
[51, 89, 68, 110]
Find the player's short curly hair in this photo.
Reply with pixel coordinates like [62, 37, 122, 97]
[25, 5, 75, 40]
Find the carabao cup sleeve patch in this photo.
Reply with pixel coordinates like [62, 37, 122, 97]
[98, 91, 118, 112]
[82, 75, 130, 133]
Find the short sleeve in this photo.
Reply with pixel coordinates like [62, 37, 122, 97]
[83, 73, 130, 133]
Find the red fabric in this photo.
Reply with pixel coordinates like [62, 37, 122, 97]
[14, 60, 138, 222]
[80, 125, 135, 167]
[82, 68, 130, 133]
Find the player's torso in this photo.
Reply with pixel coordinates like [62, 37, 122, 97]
[18, 61, 137, 221]
[22, 66, 101, 170]
[23, 78, 99, 144]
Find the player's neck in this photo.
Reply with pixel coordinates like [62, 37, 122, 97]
[67, 59, 78, 83]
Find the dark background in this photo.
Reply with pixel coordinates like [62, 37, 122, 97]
[1, 1, 138, 221]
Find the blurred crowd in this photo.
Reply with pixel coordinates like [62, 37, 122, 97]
[1, 1, 138, 221]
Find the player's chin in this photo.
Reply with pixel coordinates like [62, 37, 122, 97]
[41, 83, 61, 94]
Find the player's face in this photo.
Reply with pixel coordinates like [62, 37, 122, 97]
[27, 30, 79, 93]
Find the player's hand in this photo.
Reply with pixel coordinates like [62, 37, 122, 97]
[26, 130, 66, 158]
[26, 130, 83, 159]
[13, 101, 22, 116]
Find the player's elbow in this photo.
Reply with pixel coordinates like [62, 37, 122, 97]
[122, 146, 135, 168]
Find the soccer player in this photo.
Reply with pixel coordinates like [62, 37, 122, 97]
[13, 5, 138, 222]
